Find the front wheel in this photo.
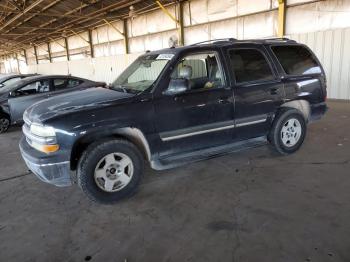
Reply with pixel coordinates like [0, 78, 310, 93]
[269, 109, 307, 155]
[77, 139, 144, 204]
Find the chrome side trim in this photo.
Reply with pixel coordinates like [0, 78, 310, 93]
[161, 124, 235, 141]
[161, 116, 268, 142]
[236, 118, 267, 127]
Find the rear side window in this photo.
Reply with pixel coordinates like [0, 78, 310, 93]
[67, 79, 83, 88]
[53, 79, 67, 90]
[271, 45, 321, 75]
[229, 49, 274, 84]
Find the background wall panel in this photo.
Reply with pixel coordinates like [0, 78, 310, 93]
[290, 27, 350, 100]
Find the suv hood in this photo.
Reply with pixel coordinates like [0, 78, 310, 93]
[26, 87, 133, 123]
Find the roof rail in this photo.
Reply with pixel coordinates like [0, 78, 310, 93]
[261, 37, 296, 42]
[190, 38, 237, 46]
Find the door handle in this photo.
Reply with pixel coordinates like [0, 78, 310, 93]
[217, 98, 230, 104]
[269, 88, 278, 95]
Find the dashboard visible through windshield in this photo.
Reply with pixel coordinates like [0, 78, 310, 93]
[111, 53, 174, 93]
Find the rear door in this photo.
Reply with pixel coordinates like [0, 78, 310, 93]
[8, 79, 51, 123]
[227, 44, 284, 139]
[49, 77, 84, 96]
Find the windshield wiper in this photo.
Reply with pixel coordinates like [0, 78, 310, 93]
[111, 84, 129, 93]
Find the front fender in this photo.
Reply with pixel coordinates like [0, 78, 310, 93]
[70, 126, 154, 171]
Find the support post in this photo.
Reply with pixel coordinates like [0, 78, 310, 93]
[88, 29, 94, 58]
[156, 0, 183, 46]
[123, 19, 129, 54]
[64, 37, 70, 61]
[47, 42, 52, 62]
[33, 45, 38, 64]
[278, 0, 286, 37]
[23, 49, 28, 65]
[15, 53, 20, 73]
[178, 1, 184, 46]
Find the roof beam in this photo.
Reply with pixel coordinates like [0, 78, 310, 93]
[0, 0, 46, 32]
[14, 0, 142, 48]
[11, 1, 99, 42]
[4, 0, 62, 34]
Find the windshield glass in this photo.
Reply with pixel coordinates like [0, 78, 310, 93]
[0, 79, 24, 93]
[111, 53, 173, 93]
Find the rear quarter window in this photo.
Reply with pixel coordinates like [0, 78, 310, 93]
[271, 45, 321, 75]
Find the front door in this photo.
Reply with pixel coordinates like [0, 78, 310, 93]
[9, 79, 51, 123]
[154, 51, 235, 157]
[227, 46, 284, 139]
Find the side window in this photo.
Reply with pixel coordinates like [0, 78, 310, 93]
[67, 79, 83, 88]
[53, 78, 67, 90]
[271, 45, 321, 75]
[15, 80, 50, 96]
[229, 49, 274, 84]
[171, 52, 224, 90]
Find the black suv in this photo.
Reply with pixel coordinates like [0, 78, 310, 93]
[19, 38, 327, 203]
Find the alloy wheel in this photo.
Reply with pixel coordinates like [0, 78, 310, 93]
[94, 152, 134, 192]
[280, 118, 302, 147]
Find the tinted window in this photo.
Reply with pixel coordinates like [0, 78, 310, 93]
[271, 45, 321, 75]
[14, 80, 50, 96]
[53, 78, 67, 90]
[67, 79, 83, 88]
[170, 52, 224, 90]
[229, 49, 274, 84]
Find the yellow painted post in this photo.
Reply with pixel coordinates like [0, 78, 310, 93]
[156, 0, 183, 46]
[278, 0, 286, 37]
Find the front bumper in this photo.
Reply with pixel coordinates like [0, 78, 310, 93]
[19, 137, 73, 187]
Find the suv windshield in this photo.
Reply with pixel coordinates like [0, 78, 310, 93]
[0, 80, 24, 93]
[111, 54, 173, 93]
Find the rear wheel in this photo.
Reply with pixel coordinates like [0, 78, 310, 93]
[269, 108, 307, 155]
[0, 114, 10, 134]
[77, 139, 144, 204]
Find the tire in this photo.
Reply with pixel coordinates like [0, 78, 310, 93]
[77, 139, 144, 204]
[0, 113, 10, 134]
[268, 108, 307, 155]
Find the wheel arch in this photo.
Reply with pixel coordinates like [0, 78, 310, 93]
[279, 99, 310, 121]
[0, 107, 10, 120]
[70, 127, 152, 171]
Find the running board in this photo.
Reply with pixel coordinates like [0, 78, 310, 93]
[151, 136, 268, 170]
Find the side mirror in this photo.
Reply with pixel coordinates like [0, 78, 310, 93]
[9, 91, 19, 97]
[164, 78, 189, 95]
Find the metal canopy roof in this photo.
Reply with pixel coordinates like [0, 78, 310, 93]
[0, 0, 176, 56]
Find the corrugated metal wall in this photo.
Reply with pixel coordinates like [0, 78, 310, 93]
[290, 27, 350, 100]
[25, 26, 350, 101]
[27, 53, 140, 84]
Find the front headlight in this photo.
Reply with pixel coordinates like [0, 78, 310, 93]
[30, 124, 56, 137]
[27, 124, 59, 153]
